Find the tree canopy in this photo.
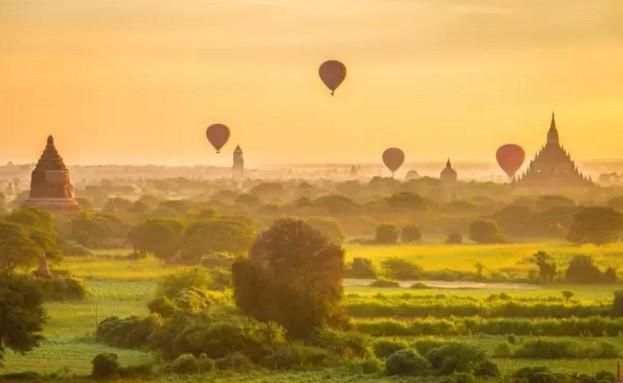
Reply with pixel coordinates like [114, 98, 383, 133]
[232, 218, 345, 338]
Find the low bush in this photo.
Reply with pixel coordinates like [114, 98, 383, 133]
[157, 268, 212, 299]
[92, 353, 119, 379]
[385, 349, 430, 376]
[36, 276, 86, 301]
[512, 367, 562, 383]
[372, 339, 408, 358]
[427, 342, 489, 375]
[513, 339, 619, 359]
[381, 258, 423, 280]
[308, 328, 368, 358]
[162, 353, 214, 373]
[369, 278, 400, 288]
[261, 343, 329, 370]
[351, 356, 383, 374]
[445, 372, 476, 383]
[97, 315, 162, 349]
[401, 225, 422, 242]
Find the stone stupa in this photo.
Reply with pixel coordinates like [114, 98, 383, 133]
[24, 135, 80, 213]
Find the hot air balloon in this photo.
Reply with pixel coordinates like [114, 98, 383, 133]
[382, 147, 405, 177]
[496, 144, 525, 179]
[206, 124, 230, 153]
[319, 60, 347, 95]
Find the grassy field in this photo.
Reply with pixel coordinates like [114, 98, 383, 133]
[2, 242, 623, 380]
[345, 241, 623, 276]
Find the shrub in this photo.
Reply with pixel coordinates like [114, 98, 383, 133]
[157, 268, 212, 299]
[354, 355, 383, 374]
[613, 290, 623, 317]
[375, 224, 399, 244]
[162, 353, 214, 373]
[411, 282, 431, 289]
[513, 339, 619, 359]
[214, 352, 255, 370]
[147, 297, 177, 317]
[97, 315, 162, 349]
[261, 343, 329, 370]
[345, 257, 377, 279]
[414, 339, 451, 356]
[372, 339, 408, 358]
[512, 367, 561, 383]
[305, 217, 344, 243]
[445, 372, 476, 383]
[381, 258, 423, 280]
[369, 278, 400, 288]
[91, 353, 119, 378]
[446, 232, 463, 244]
[567, 207, 623, 245]
[469, 220, 505, 244]
[473, 359, 500, 377]
[493, 342, 512, 357]
[308, 328, 368, 358]
[427, 342, 488, 375]
[36, 276, 86, 301]
[385, 349, 431, 376]
[401, 225, 422, 242]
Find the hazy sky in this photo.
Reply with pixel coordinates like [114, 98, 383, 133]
[1, 0, 622, 166]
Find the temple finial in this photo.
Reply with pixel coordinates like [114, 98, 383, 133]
[47, 135, 54, 145]
[550, 112, 556, 129]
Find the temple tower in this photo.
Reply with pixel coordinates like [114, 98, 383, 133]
[233, 145, 244, 178]
[440, 158, 458, 185]
[24, 136, 80, 213]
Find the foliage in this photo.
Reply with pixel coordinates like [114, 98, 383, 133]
[97, 315, 163, 349]
[446, 232, 463, 244]
[70, 212, 125, 248]
[513, 339, 619, 359]
[128, 218, 184, 261]
[374, 224, 399, 244]
[179, 217, 255, 263]
[232, 218, 345, 338]
[567, 207, 623, 245]
[469, 220, 505, 244]
[372, 339, 408, 358]
[613, 290, 623, 317]
[0, 221, 41, 273]
[369, 278, 400, 288]
[380, 258, 423, 280]
[401, 225, 422, 242]
[531, 251, 557, 283]
[305, 217, 345, 243]
[0, 274, 46, 364]
[565, 256, 612, 284]
[345, 257, 377, 279]
[427, 342, 489, 375]
[156, 267, 213, 299]
[162, 353, 215, 373]
[384, 349, 430, 376]
[35, 275, 86, 301]
[91, 353, 119, 378]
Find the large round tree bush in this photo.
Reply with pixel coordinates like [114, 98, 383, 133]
[232, 218, 345, 338]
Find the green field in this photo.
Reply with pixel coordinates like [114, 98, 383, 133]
[2, 242, 623, 381]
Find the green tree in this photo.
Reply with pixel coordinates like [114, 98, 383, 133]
[567, 207, 623, 245]
[70, 212, 125, 248]
[179, 217, 255, 264]
[375, 224, 399, 244]
[128, 218, 184, 261]
[0, 274, 46, 364]
[531, 251, 557, 284]
[0, 221, 41, 273]
[232, 218, 345, 338]
[401, 225, 422, 243]
[469, 220, 505, 244]
[565, 255, 604, 283]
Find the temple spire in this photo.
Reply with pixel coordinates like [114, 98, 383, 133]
[547, 112, 559, 145]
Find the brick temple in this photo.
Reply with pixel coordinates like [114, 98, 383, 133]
[24, 135, 80, 213]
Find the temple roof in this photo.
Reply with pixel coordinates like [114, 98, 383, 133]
[441, 158, 457, 177]
[547, 112, 559, 145]
[34, 135, 67, 171]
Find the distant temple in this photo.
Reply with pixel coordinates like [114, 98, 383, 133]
[514, 114, 592, 188]
[440, 159, 458, 185]
[233, 145, 244, 178]
[24, 136, 80, 213]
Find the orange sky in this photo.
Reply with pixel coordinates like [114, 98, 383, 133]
[1, 0, 622, 166]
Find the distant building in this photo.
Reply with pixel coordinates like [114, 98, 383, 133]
[440, 159, 458, 185]
[24, 136, 80, 213]
[233, 145, 244, 178]
[405, 170, 421, 181]
[515, 113, 592, 188]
